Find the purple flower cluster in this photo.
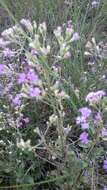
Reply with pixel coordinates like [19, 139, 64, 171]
[12, 94, 22, 106]
[0, 38, 10, 48]
[0, 64, 5, 75]
[86, 90, 105, 104]
[3, 48, 14, 58]
[76, 107, 91, 129]
[76, 107, 92, 144]
[31, 48, 38, 56]
[79, 107, 91, 118]
[103, 160, 107, 171]
[17, 68, 41, 98]
[77, 90, 106, 144]
[18, 69, 38, 85]
[29, 87, 41, 97]
[92, 1, 100, 7]
[71, 32, 80, 42]
[102, 128, 107, 137]
[79, 132, 89, 144]
[104, 187, 107, 190]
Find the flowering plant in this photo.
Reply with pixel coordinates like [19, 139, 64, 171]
[0, 15, 107, 190]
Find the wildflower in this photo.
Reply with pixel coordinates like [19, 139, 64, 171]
[76, 116, 89, 129]
[12, 94, 22, 106]
[104, 187, 107, 190]
[94, 112, 102, 125]
[76, 107, 91, 129]
[86, 91, 105, 104]
[4, 82, 13, 94]
[3, 48, 14, 58]
[71, 32, 80, 42]
[0, 64, 4, 75]
[92, 1, 100, 7]
[103, 160, 107, 171]
[79, 132, 89, 144]
[81, 122, 89, 129]
[76, 116, 86, 125]
[102, 128, 107, 137]
[0, 38, 10, 48]
[1, 28, 14, 37]
[17, 117, 30, 128]
[17, 73, 26, 84]
[29, 87, 41, 97]
[96, 90, 106, 98]
[23, 117, 30, 124]
[79, 107, 91, 119]
[20, 19, 33, 32]
[27, 70, 38, 84]
[86, 92, 95, 103]
[31, 48, 38, 56]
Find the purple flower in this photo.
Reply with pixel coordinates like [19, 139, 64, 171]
[81, 122, 89, 129]
[79, 107, 91, 119]
[79, 132, 89, 144]
[17, 70, 38, 85]
[17, 73, 26, 84]
[76, 116, 86, 125]
[20, 19, 33, 32]
[86, 92, 95, 102]
[76, 107, 91, 129]
[31, 48, 38, 56]
[3, 48, 14, 58]
[27, 70, 38, 84]
[86, 91, 105, 104]
[4, 82, 13, 93]
[0, 64, 4, 75]
[71, 32, 80, 42]
[104, 187, 107, 190]
[92, 1, 99, 7]
[29, 87, 41, 97]
[76, 116, 89, 129]
[0, 38, 10, 48]
[12, 94, 22, 106]
[103, 160, 107, 171]
[96, 90, 106, 98]
[23, 117, 30, 124]
[102, 128, 107, 137]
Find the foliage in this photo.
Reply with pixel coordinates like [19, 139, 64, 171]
[0, 0, 107, 190]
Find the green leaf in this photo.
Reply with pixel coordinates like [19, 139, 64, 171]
[23, 175, 34, 184]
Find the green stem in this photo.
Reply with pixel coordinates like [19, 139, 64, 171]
[0, 175, 67, 189]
